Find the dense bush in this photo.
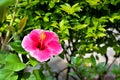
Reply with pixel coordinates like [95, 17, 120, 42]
[0, 0, 120, 80]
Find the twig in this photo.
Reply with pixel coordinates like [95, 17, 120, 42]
[106, 58, 117, 74]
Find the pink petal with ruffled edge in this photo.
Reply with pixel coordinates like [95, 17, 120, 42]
[30, 48, 51, 62]
[29, 29, 40, 44]
[44, 31, 58, 42]
[22, 35, 37, 52]
[47, 40, 63, 55]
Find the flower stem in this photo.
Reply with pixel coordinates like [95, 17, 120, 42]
[33, 70, 42, 80]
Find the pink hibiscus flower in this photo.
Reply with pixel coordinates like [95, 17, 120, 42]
[22, 29, 63, 62]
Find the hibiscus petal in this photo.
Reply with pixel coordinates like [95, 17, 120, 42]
[29, 29, 41, 43]
[22, 35, 37, 52]
[47, 40, 63, 56]
[30, 48, 51, 62]
[44, 31, 58, 42]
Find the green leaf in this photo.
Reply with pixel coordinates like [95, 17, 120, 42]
[111, 64, 120, 75]
[61, 3, 82, 14]
[100, 46, 107, 55]
[0, 53, 8, 64]
[99, 16, 109, 23]
[73, 24, 88, 30]
[84, 58, 92, 66]
[96, 62, 107, 75]
[10, 41, 28, 54]
[30, 57, 39, 67]
[0, 69, 14, 80]
[61, 3, 71, 14]
[90, 55, 96, 66]
[69, 72, 76, 76]
[43, 16, 49, 22]
[51, 21, 58, 28]
[59, 19, 69, 37]
[5, 54, 26, 71]
[0, 68, 18, 80]
[8, 75, 18, 80]
[110, 0, 120, 5]
[22, 72, 31, 79]
[98, 27, 106, 32]
[113, 46, 120, 56]
[49, 1, 55, 8]
[86, 0, 101, 6]
[5, 54, 20, 62]
[43, 13, 51, 22]
[33, 70, 42, 80]
[39, 70, 46, 80]
[18, 16, 27, 33]
[109, 13, 120, 23]
[71, 56, 82, 65]
[71, 3, 82, 14]
[28, 74, 36, 80]
[0, 0, 16, 7]
[33, 65, 46, 80]
[97, 32, 106, 37]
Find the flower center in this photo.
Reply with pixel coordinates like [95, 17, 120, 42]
[37, 32, 46, 50]
[40, 32, 46, 40]
[37, 43, 45, 50]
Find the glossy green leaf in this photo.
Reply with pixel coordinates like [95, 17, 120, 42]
[0, 69, 14, 80]
[5, 54, 26, 71]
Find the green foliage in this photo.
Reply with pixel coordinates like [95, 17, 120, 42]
[61, 3, 82, 14]
[0, 53, 25, 80]
[10, 41, 28, 54]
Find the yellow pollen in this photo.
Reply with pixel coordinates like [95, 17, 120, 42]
[40, 32, 46, 40]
